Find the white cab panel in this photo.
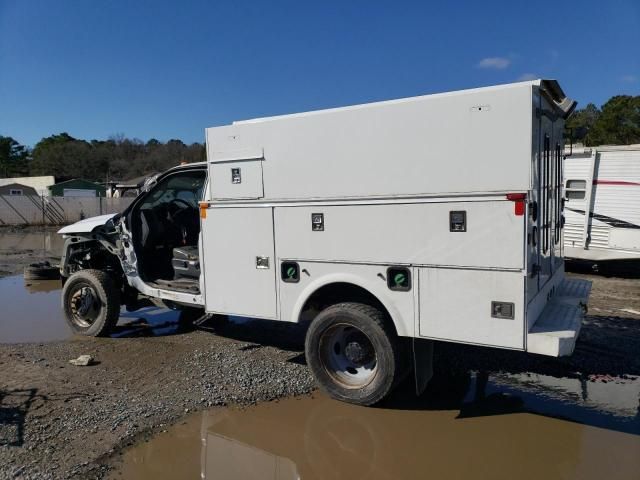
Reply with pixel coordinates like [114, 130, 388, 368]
[418, 268, 524, 349]
[202, 206, 277, 318]
[58, 214, 117, 234]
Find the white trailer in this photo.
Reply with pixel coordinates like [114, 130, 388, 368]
[58, 79, 591, 405]
[564, 144, 640, 265]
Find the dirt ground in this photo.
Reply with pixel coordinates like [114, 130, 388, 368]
[1, 250, 639, 479]
[0, 320, 314, 480]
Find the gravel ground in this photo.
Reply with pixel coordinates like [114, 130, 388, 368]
[0, 264, 639, 479]
[0, 319, 314, 479]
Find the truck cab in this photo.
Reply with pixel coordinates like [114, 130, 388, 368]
[59, 163, 208, 313]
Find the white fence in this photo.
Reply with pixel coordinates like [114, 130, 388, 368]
[0, 195, 135, 226]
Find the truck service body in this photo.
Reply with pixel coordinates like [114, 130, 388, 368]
[59, 79, 591, 405]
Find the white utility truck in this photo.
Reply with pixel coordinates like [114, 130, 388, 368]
[58, 79, 591, 405]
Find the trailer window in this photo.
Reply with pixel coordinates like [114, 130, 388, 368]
[566, 180, 586, 189]
[565, 179, 586, 200]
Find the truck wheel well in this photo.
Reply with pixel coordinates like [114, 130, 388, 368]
[63, 239, 124, 280]
[300, 282, 397, 336]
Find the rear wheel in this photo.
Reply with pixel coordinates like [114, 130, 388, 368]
[62, 269, 120, 336]
[305, 302, 402, 406]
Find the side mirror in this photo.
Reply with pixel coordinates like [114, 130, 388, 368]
[141, 174, 160, 193]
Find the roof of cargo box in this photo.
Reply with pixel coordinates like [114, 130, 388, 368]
[204, 79, 577, 199]
[230, 79, 575, 126]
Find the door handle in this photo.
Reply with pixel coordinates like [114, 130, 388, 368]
[256, 256, 270, 269]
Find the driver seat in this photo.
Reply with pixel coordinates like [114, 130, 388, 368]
[172, 246, 200, 280]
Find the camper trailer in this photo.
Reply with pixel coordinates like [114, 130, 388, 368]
[58, 79, 591, 405]
[564, 145, 640, 266]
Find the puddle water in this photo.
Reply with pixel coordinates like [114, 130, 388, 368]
[0, 228, 64, 255]
[0, 275, 183, 343]
[0, 276, 69, 343]
[110, 373, 640, 480]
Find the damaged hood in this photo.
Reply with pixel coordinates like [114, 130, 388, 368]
[58, 213, 118, 234]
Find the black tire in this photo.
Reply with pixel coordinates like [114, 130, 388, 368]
[305, 302, 402, 406]
[24, 261, 60, 281]
[61, 269, 121, 337]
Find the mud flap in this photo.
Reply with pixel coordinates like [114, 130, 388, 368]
[413, 338, 434, 395]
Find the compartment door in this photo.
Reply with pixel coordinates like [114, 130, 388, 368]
[202, 207, 277, 319]
[418, 267, 524, 349]
[209, 160, 264, 200]
[208, 147, 265, 200]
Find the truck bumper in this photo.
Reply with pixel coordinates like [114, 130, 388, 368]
[526, 278, 592, 357]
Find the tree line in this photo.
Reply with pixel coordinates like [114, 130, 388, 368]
[565, 95, 639, 146]
[1, 94, 639, 181]
[0, 133, 205, 181]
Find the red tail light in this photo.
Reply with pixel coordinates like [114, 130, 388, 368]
[506, 193, 526, 216]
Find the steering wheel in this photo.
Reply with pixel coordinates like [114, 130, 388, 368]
[171, 198, 192, 210]
[165, 198, 196, 244]
[167, 198, 192, 217]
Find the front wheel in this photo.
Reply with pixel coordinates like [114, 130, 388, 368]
[62, 269, 121, 336]
[305, 302, 402, 406]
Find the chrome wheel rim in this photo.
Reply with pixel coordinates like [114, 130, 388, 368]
[69, 284, 101, 328]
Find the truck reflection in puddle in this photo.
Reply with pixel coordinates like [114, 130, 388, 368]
[112, 372, 640, 480]
[201, 431, 299, 480]
[488, 372, 640, 431]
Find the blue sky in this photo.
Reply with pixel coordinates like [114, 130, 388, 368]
[1, 0, 639, 147]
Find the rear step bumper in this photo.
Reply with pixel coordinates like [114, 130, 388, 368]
[527, 278, 592, 357]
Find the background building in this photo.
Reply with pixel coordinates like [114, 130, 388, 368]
[48, 179, 106, 197]
[0, 176, 55, 196]
[0, 183, 38, 196]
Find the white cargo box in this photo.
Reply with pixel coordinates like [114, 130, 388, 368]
[206, 80, 572, 202]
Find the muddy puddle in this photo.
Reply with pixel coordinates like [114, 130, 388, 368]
[0, 275, 69, 343]
[110, 372, 640, 480]
[0, 275, 184, 343]
[0, 228, 64, 254]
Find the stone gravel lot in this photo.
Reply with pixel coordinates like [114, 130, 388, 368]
[0, 319, 314, 479]
[1, 270, 639, 479]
